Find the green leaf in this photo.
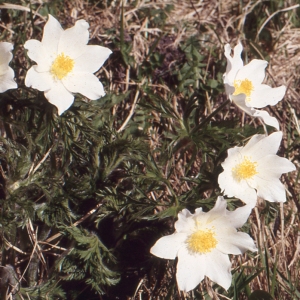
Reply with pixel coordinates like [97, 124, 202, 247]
[207, 79, 219, 88]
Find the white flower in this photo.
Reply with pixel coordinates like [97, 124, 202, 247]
[24, 15, 112, 115]
[150, 196, 257, 292]
[224, 42, 286, 130]
[0, 42, 17, 92]
[218, 131, 295, 206]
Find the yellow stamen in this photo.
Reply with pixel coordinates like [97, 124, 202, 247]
[50, 53, 74, 80]
[233, 79, 254, 101]
[186, 229, 217, 254]
[232, 156, 258, 181]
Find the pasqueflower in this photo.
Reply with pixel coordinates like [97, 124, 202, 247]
[218, 131, 295, 206]
[150, 196, 257, 292]
[224, 42, 286, 129]
[24, 15, 112, 115]
[0, 42, 17, 92]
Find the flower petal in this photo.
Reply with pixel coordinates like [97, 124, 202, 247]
[241, 134, 265, 153]
[235, 59, 267, 86]
[252, 155, 295, 202]
[0, 67, 17, 92]
[205, 249, 232, 290]
[0, 42, 13, 73]
[175, 208, 197, 232]
[24, 39, 51, 71]
[176, 247, 206, 292]
[224, 42, 243, 86]
[217, 228, 257, 254]
[257, 155, 295, 177]
[254, 177, 287, 202]
[243, 131, 282, 160]
[73, 45, 112, 73]
[25, 67, 52, 91]
[44, 80, 74, 115]
[249, 84, 286, 108]
[232, 94, 256, 115]
[58, 19, 89, 58]
[206, 196, 227, 223]
[219, 145, 259, 204]
[253, 110, 279, 129]
[150, 233, 186, 259]
[224, 83, 235, 99]
[63, 72, 105, 100]
[232, 95, 280, 130]
[218, 155, 257, 206]
[219, 170, 258, 205]
[232, 91, 281, 129]
[42, 15, 63, 60]
[226, 204, 253, 228]
[219, 146, 244, 177]
[224, 44, 232, 70]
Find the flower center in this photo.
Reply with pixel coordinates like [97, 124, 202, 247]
[233, 79, 254, 101]
[232, 156, 258, 181]
[186, 229, 217, 254]
[50, 53, 74, 80]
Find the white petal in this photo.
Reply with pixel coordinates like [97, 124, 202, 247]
[232, 42, 244, 65]
[218, 159, 257, 204]
[175, 208, 197, 232]
[232, 95, 256, 115]
[0, 67, 17, 92]
[235, 59, 267, 86]
[226, 204, 253, 228]
[221, 146, 244, 168]
[0, 42, 13, 73]
[242, 134, 266, 153]
[204, 249, 232, 290]
[150, 233, 186, 259]
[224, 44, 233, 69]
[218, 166, 235, 194]
[224, 42, 243, 86]
[176, 247, 206, 292]
[63, 72, 105, 100]
[224, 83, 235, 98]
[253, 110, 279, 129]
[58, 19, 89, 58]
[224, 44, 232, 68]
[243, 131, 282, 160]
[44, 80, 74, 115]
[194, 207, 204, 215]
[218, 147, 242, 188]
[25, 67, 52, 91]
[216, 228, 257, 254]
[253, 177, 287, 202]
[210, 196, 227, 213]
[0, 41, 13, 57]
[24, 39, 51, 71]
[218, 169, 258, 204]
[73, 45, 112, 73]
[0, 65, 10, 77]
[206, 196, 227, 223]
[249, 84, 286, 108]
[42, 15, 63, 60]
[257, 155, 296, 177]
